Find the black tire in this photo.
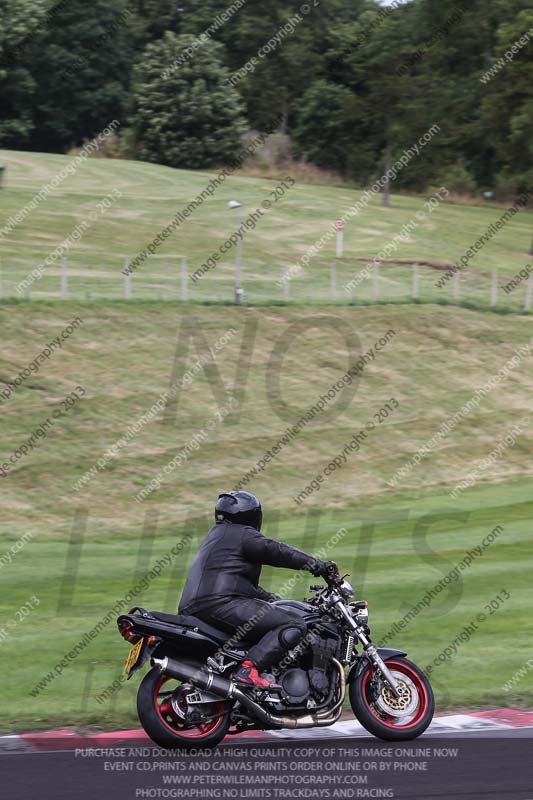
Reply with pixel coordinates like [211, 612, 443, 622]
[349, 657, 434, 741]
[137, 667, 231, 750]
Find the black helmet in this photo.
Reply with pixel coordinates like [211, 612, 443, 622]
[215, 491, 262, 531]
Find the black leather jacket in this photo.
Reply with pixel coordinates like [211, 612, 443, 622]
[178, 521, 316, 613]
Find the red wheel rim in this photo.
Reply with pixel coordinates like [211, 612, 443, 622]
[153, 674, 226, 739]
[361, 660, 429, 730]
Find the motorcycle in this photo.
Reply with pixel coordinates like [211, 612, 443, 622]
[117, 569, 434, 748]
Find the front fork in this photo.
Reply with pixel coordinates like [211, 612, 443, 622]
[358, 639, 403, 699]
[335, 601, 403, 698]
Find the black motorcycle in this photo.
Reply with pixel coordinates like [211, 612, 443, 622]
[117, 571, 434, 748]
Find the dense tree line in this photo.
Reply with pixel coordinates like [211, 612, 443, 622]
[1, 0, 533, 193]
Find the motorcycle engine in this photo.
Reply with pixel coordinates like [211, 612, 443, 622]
[307, 627, 340, 695]
[280, 668, 311, 703]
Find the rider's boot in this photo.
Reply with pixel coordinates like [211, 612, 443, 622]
[233, 660, 280, 689]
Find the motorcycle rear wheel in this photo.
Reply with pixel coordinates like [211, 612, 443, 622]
[137, 667, 230, 749]
[349, 657, 434, 741]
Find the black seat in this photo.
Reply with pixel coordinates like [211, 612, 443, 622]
[148, 610, 232, 644]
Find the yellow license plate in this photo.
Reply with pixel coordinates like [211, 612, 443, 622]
[124, 639, 143, 674]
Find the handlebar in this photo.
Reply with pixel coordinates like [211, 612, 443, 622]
[310, 568, 349, 592]
[309, 571, 344, 594]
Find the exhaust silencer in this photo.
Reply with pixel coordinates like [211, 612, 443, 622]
[152, 656, 232, 697]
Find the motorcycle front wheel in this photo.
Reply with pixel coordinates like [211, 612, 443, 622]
[137, 667, 230, 749]
[349, 657, 434, 741]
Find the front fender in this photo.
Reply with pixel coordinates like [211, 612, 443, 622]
[347, 647, 407, 683]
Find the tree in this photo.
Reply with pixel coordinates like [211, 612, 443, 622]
[314, 1, 418, 186]
[0, 0, 46, 145]
[127, 0, 184, 50]
[293, 80, 362, 177]
[28, 0, 133, 151]
[130, 32, 247, 168]
[398, 0, 506, 190]
[480, 2, 533, 191]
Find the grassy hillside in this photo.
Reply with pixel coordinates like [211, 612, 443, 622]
[0, 301, 532, 730]
[1, 150, 533, 305]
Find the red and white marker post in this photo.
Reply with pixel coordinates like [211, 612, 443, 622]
[335, 219, 344, 257]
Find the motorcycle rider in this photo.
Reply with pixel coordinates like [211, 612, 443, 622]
[178, 491, 338, 689]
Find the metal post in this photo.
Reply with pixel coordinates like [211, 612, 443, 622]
[412, 263, 419, 299]
[331, 263, 337, 301]
[491, 270, 497, 307]
[373, 264, 379, 300]
[235, 207, 243, 304]
[181, 257, 188, 300]
[525, 277, 532, 311]
[61, 256, 68, 298]
[124, 257, 131, 299]
[453, 269, 460, 301]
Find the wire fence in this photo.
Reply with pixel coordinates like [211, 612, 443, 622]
[1, 255, 532, 311]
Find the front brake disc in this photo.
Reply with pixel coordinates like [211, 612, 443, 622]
[375, 671, 418, 718]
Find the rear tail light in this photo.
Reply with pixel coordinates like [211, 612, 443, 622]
[118, 619, 141, 643]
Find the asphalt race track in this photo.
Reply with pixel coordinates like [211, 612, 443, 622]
[3, 727, 533, 800]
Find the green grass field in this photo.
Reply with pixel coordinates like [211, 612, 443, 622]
[0, 301, 531, 732]
[1, 150, 533, 307]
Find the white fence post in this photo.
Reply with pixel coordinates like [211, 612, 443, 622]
[525, 277, 532, 311]
[283, 266, 289, 301]
[181, 257, 188, 300]
[412, 263, 419, 299]
[124, 257, 131, 299]
[330, 263, 337, 301]
[491, 270, 497, 307]
[453, 269, 460, 301]
[61, 256, 68, 299]
[373, 264, 379, 300]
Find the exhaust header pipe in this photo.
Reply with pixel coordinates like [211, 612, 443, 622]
[151, 655, 345, 730]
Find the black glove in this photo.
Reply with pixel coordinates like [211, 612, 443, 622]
[322, 560, 340, 580]
[309, 559, 339, 578]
